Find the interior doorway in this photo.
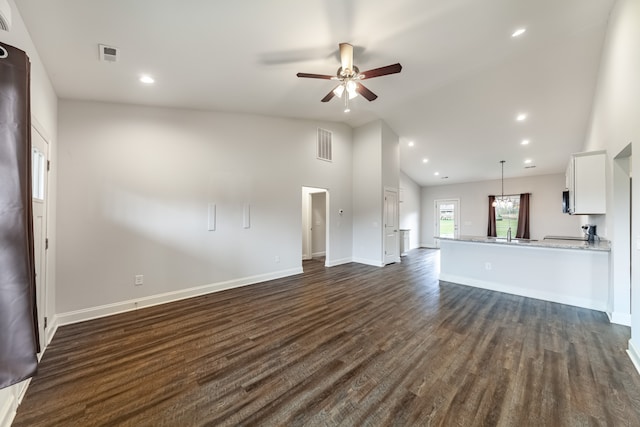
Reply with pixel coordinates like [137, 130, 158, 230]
[384, 188, 399, 265]
[302, 187, 329, 266]
[32, 125, 49, 351]
[434, 199, 460, 248]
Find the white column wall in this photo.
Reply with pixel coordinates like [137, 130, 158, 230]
[352, 121, 383, 266]
[581, 0, 640, 350]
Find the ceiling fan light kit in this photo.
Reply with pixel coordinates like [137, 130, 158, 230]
[297, 43, 402, 112]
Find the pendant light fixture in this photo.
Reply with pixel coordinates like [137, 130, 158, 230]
[492, 160, 513, 209]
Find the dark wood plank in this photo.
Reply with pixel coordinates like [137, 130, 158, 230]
[12, 249, 640, 426]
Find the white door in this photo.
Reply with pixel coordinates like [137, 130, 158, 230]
[311, 192, 326, 257]
[434, 199, 460, 248]
[384, 189, 399, 264]
[32, 127, 49, 351]
[302, 192, 313, 260]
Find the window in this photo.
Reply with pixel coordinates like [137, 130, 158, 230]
[494, 195, 519, 238]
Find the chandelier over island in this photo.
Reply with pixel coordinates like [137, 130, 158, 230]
[492, 160, 513, 209]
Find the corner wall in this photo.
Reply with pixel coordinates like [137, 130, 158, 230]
[0, 1, 58, 425]
[581, 0, 640, 354]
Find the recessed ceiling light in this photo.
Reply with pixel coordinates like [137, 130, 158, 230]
[521, 139, 530, 145]
[140, 75, 155, 84]
[408, 141, 415, 147]
[524, 159, 532, 164]
[422, 158, 429, 163]
[512, 28, 526, 37]
[434, 172, 440, 176]
[516, 113, 527, 121]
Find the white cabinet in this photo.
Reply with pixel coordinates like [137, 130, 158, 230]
[566, 151, 606, 215]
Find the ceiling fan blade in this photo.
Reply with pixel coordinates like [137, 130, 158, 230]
[296, 72, 335, 79]
[339, 43, 354, 74]
[360, 63, 403, 79]
[321, 87, 338, 102]
[355, 83, 378, 101]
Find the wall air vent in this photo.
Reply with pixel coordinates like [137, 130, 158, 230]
[0, 0, 11, 31]
[317, 128, 332, 162]
[99, 44, 120, 62]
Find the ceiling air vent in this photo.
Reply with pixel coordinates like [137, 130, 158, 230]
[317, 128, 332, 162]
[0, 0, 11, 31]
[0, 15, 9, 31]
[99, 44, 120, 62]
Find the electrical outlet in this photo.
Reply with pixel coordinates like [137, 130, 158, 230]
[485, 262, 492, 271]
[275, 255, 280, 263]
[135, 275, 144, 285]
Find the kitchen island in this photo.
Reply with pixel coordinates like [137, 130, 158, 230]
[438, 236, 610, 311]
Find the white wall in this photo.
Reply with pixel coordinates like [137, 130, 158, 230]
[0, 1, 58, 425]
[581, 0, 640, 347]
[352, 120, 383, 265]
[381, 121, 399, 191]
[57, 100, 353, 315]
[421, 174, 582, 247]
[351, 119, 400, 265]
[400, 172, 421, 250]
[381, 121, 400, 263]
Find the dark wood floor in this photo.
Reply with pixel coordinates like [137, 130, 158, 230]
[13, 249, 640, 426]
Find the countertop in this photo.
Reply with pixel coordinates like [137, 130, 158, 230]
[438, 235, 611, 251]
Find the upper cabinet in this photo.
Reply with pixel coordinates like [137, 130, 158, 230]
[566, 150, 606, 215]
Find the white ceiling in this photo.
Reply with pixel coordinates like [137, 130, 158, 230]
[15, 0, 614, 186]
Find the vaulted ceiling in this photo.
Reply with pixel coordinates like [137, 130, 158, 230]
[15, 0, 614, 186]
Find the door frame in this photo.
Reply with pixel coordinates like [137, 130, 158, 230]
[610, 144, 632, 325]
[31, 120, 51, 352]
[434, 198, 460, 248]
[301, 186, 330, 266]
[383, 187, 400, 265]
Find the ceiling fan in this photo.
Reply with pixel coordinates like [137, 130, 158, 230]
[296, 43, 402, 112]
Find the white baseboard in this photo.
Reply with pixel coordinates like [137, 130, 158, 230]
[608, 311, 632, 326]
[439, 273, 607, 312]
[352, 257, 385, 267]
[0, 390, 15, 427]
[57, 267, 303, 326]
[45, 315, 59, 347]
[325, 257, 352, 267]
[311, 251, 326, 257]
[627, 339, 640, 375]
[0, 312, 59, 427]
[0, 380, 29, 427]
